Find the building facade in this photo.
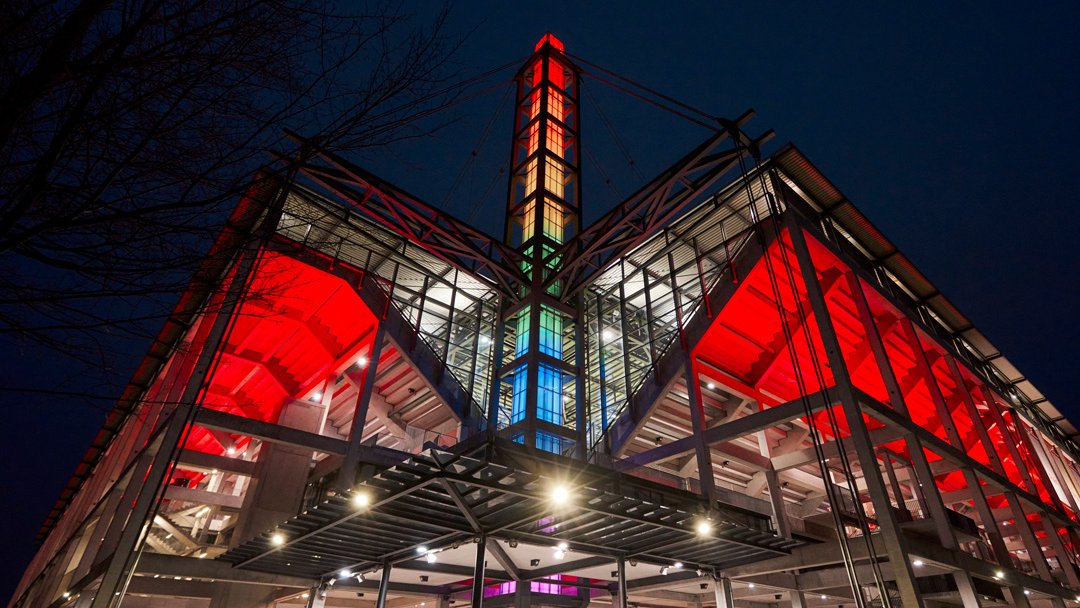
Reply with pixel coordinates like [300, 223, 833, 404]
[11, 35, 1080, 608]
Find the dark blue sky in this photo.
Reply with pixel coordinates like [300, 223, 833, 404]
[3, 2, 1078, 600]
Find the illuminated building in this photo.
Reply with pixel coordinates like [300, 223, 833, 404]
[11, 34, 1080, 608]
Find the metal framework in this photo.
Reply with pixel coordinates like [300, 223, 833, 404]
[11, 34, 1080, 608]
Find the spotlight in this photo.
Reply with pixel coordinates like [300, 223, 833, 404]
[556, 542, 568, 551]
[356, 574, 365, 583]
[673, 562, 683, 569]
[912, 559, 924, 567]
[417, 546, 429, 555]
[312, 392, 322, 401]
[339, 569, 352, 578]
[820, 595, 827, 600]
[271, 532, 285, 546]
[62, 592, 70, 599]
[629, 559, 637, 567]
[550, 484, 571, 505]
[554, 550, 565, 560]
[426, 552, 437, 564]
[530, 559, 541, 567]
[353, 491, 371, 508]
[748, 583, 756, 589]
[706, 382, 715, 390]
[302, 593, 309, 599]
[602, 328, 616, 341]
[994, 570, 1004, 580]
[226, 447, 237, 456]
[357, 356, 368, 367]
[695, 519, 713, 536]
[419, 575, 429, 582]
[1024, 590, 1031, 596]
[660, 567, 669, 576]
[508, 540, 518, 548]
[695, 569, 703, 577]
[611, 571, 619, 578]
[327, 579, 336, 587]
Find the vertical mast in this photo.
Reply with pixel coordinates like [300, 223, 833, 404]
[501, 34, 582, 452]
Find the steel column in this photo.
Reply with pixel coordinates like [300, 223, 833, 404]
[616, 555, 629, 608]
[471, 536, 487, 608]
[338, 322, 387, 491]
[712, 574, 733, 608]
[376, 561, 392, 608]
[787, 220, 922, 608]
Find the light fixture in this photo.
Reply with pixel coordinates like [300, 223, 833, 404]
[226, 447, 237, 456]
[479, 336, 492, 345]
[673, 562, 683, 569]
[706, 382, 715, 390]
[62, 592, 70, 599]
[695, 519, 713, 536]
[820, 595, 827, 600]
[417, 546, 429, 554]
[602, 328, 617, 341]
[530, 559, 541, 567]
[557, 542, 568, 551]
[356, 574, 365, 583]
[311, 391, 322, 402]
[994, 570, 1004, 579]
[426, 552, 437, 564]
[357, 355, 368, 367]
[912, 559, 924, 567]
[550, 484, 571, 505]
[1024, 590, 1031, 596]
[748, 583, 755, 589]
[271, 532, 285, 546]
[508, 540, 518, 548]
[660, 566, 669, 576]
[695, 569, 703, 576]
[326, 578, 336, 587]
[562, 395, 570, 403]
[629, 559, 637, 566]
[554, 550, 565, 559]
[302, 593, 309, 599]
[339, 569, 351, 578]
[353, 491, 371, 508]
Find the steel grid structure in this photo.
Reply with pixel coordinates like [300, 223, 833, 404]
[11, 34, 1080, 608]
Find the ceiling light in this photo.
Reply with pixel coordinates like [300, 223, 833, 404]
[994, 570, 1004, 579]
[557, 542, 568, 551]
[271, 532, 285, 546]
[673, 562, 683, 569]
[302, 593, 309, 599]
[311, 392, 322, 401]
[339, 569, 351, 578]
[820, 595, 827, 600]
[426, 552, 437, 564]
[695, 519, 713, 536]
[508, 540, 518, 548]
[602, 328, 617, 341]
[550, 484, 571, 505]
[1024, 590, 1031, 596]
[912, 559, 924, 567]
[356, 574, 365, 583]
[357, 356, 368, 367]
[226, 447, 237, 456]
[706, 382, 715, 390]
[660, 567, 669, 576]
[748, 583, 755, 589]
[417, 546, 428, 555]
[554, 550, 565, 559]
[353, 491, 371, 508]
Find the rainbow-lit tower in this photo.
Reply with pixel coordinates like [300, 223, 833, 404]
[501, 34, 583, 453]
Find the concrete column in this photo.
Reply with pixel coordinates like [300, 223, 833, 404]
[209, 398, 325, 608]
[712, 575, 733, 608]
[789, 589, 808, 608]
[305, 584, 326, 608]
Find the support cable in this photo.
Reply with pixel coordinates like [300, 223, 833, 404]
[442, 81, 515, 211]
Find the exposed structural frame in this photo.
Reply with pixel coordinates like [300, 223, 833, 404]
[12, 33, 1080, 608]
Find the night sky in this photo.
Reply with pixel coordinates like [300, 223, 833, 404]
[3, 3, 1078, 600]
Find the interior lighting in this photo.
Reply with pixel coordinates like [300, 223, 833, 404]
[602, 328, 617, 342]
[550, 484, 571, 505]
[747, 583, 755, 589]
[1024, 590, 1031, 596]
[339, 569, 351, 578]
[820, 595, 827, 600]
[673, 562, 683, 569]
[357, 356, 368, 367]
[62, 592, 71, 599]
[557, 542, 568, 550]
[226, 447, 237, 456]
[994, 570, 1004, 579]
[417, 546, 428, 554]
[356, 574, 365, 583]
[352, 491, 371, 508]
[479, 336, 492, 345]
[660, 566, 669, 576]
[302, 593, 309, 599]
[912, 559, 924, 567]
[271, 532, 285, 546]
[554, 550, 565, 559]
[426, 552, 437, 564]
[706, 382, 715, 390]
[695, 519, 713, 536]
